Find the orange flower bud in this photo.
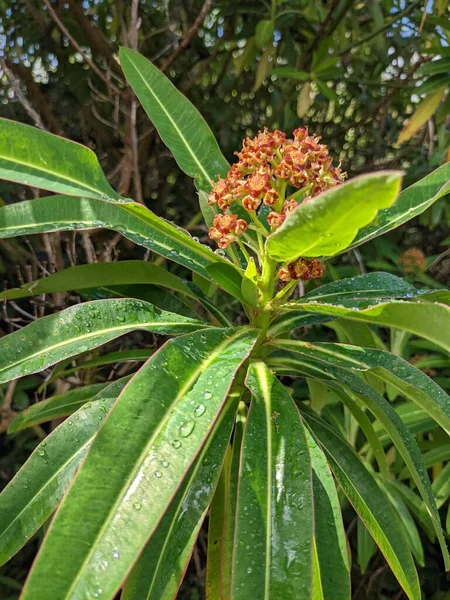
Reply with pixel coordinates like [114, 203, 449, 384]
[242, 195, 262, 211]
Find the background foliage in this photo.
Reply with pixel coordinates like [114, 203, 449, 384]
[0, 1, 449, 598]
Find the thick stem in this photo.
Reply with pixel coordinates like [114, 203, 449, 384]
[250, 252, 277, 357]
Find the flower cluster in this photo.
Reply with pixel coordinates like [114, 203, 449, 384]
[207, 127, 346, 245]
[207, 127, 344, 283]
[278, 258, 324, 282]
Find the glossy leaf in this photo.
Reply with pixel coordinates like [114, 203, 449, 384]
[21, 327, 257, 600]
[50, 350, 153, 381]
[0, 389, 122, 566]
[277, 299, 450, 352]
[270, 340, 450, 435]
[206, 404, 246, 600]
[120, 48, 229, 193]
[8, 381, 109, 432]
[0, 118, 121, 201]
[266, 172, 402, 261]
[348, 163, 450, 250]
[231, 362, 313, 599]
[307, 429, 350, 600]
[0, 195, 244, 294]
[304, 413, 420, 600]
[0, 260, 195, 301]
[122, 387, 240, 600]
[271, 352, 449, 569]
[0, 298, 206, 384]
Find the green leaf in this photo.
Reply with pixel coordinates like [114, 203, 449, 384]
[122, 387, 240, 600]
[304, 413, 420, 600]
[0, 195, 244, 293]
[8, 381, 109, 432]
[397, 88, 446, 145]
[292, 272, 420, 306]
[275, 353, 449, 569]
[381, 481, 425, 567]
[255, 19, 274, 49]
[272, 67, 311, 81]
[348, 163, 450, 250]
[206, 262, 246, 303]
[0, 118, 121, 201]
[417, 57, 450, 75]
[266, 172, 403, 261]
[0, 298, 206, 384]
[119, 48, 229, 193]
[307, 429, 350, 600]
[278, 299, 450, 352]
[0, 260, 195, 301]
[21, 328, 257, 600]
[231, 362, 313, 599]
[241, 274, 259, 307]
[357, 518, 377, 574]
[0, 389, 122, 566]
[206, 402, 246, 600]
[270, 340, 450, 435]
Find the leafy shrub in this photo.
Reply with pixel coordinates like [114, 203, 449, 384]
[0, 49, 449, 600]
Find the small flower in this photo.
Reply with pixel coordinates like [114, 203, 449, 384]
[267, 211, 285, 229]
[242, 195, 262, 211]
[263, 189, 279, 206]
[208, 213, 247, 248]
[278, 258, 324, 282]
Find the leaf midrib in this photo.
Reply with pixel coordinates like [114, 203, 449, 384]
[0, 155, 108, 198]
[124, 54, 211, 185]
[0, 319, 204, 380]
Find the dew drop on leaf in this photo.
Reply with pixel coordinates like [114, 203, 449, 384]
[203, 391, 213, 400]
[194, 404, 206, 418]
[154, 471, 162, 478]
[133, 501, 142, 510]
[172, 439, 182, 449]
[179, 419, 195, 438]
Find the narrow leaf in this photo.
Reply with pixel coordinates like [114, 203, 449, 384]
[21, 328, 257, 600]
[8, 381, 109, 432]
[0, 260, 195, 301]
[270, 340, 450, 435]
[266, 172, 402, 261]
[120, 48, 229, 193]
[0, 195, 244, 293]
[348, 163, 450, 249]
[0, 118, 121, 201]
[307, 430, 351, 600]
[304, 413, 420, 600]
[231, 362, 313, 599]
[0, 388, 122, 566]
[122, 387, 240, 600]
[0, 298, 206, 384]
[277, 299, 450, 352]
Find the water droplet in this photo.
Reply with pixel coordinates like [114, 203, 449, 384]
[154, 471, 162, 478]
[247, 567, 253, 574]
[179, 419, 195, 438]
[112, 551, 119, 559]
[172, 439, 182, 449]
[117, 315, 125, 322]
[37, 449, 45, 457]
[203, 391, 213, 400]
[161, 460, 169, 468]
[133, 501, 142, 510]
[194, 404, 206, 418]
